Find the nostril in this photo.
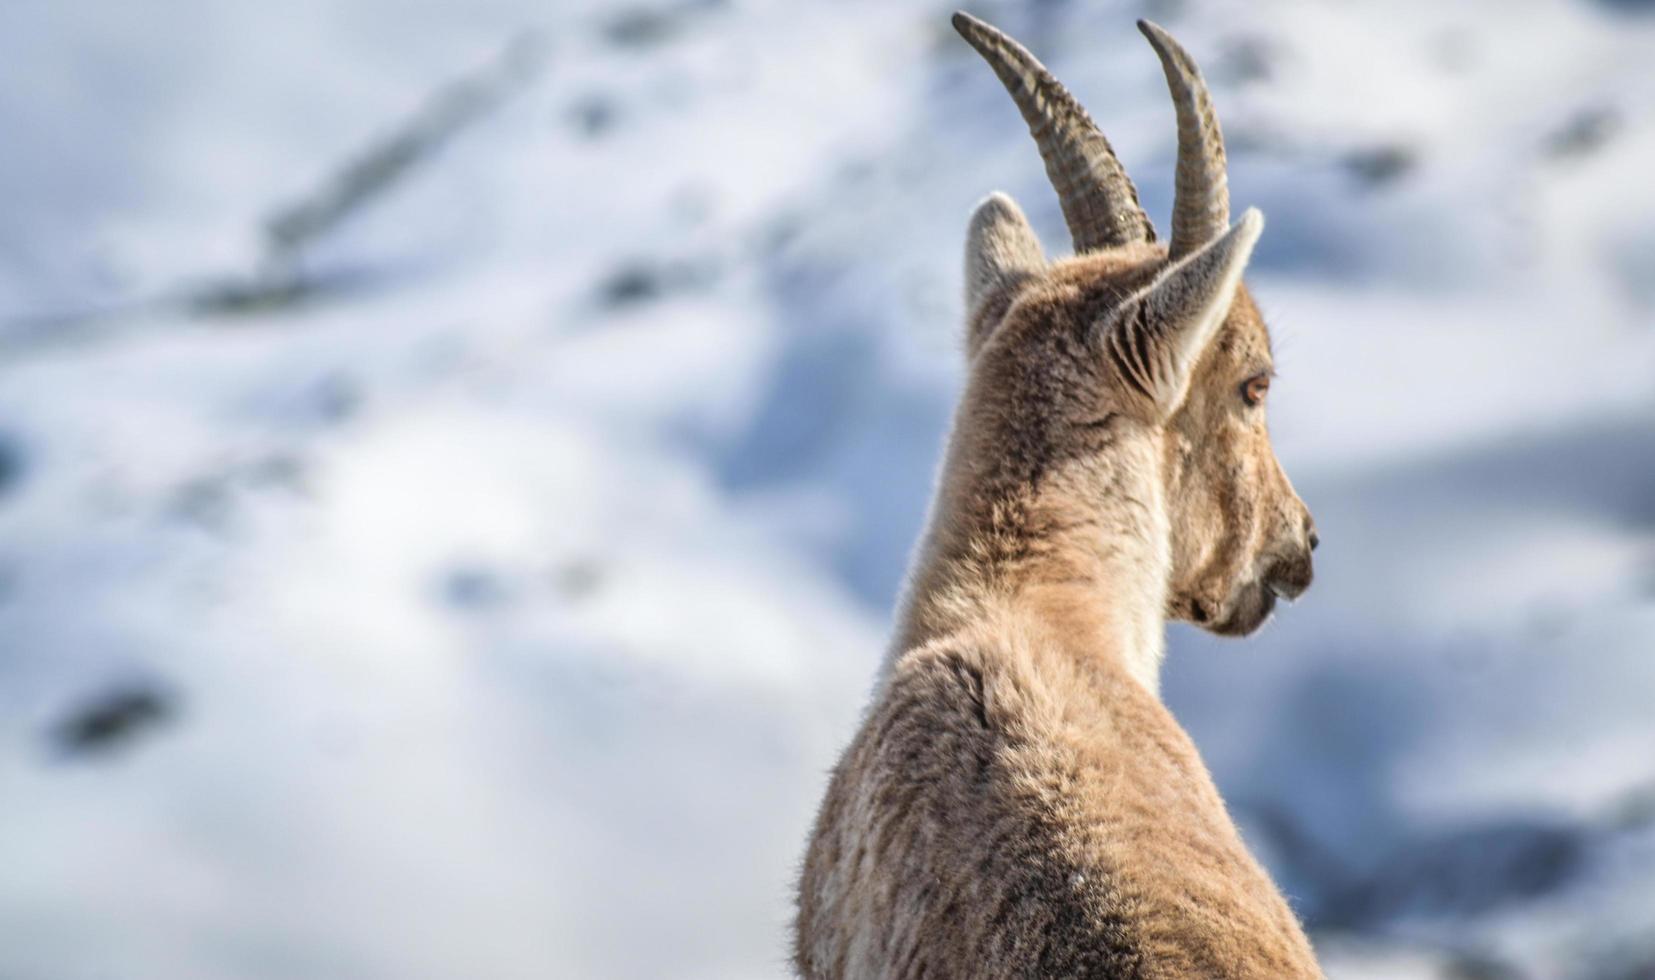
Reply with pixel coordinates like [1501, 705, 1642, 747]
[1190, 600, 1210, 624]
[1308, 530, 1320, 552]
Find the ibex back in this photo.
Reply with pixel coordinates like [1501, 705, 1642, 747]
[795, 13, 1323, 979]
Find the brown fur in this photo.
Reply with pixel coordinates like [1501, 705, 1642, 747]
[794, 197, 1321, 976]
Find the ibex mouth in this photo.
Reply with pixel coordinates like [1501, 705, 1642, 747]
[1263, 557, 1314, 603]
[1201, 581, 1278, 637]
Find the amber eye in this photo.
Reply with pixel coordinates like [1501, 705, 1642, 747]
[1241, 373, 1271, 407]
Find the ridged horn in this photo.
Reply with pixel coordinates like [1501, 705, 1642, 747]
[1137, 20, 1230, 260]
[953, 11, 1155, 254]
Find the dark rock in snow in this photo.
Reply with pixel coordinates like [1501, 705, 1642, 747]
[0, 432, 25, 499]
[604, 1, 725, 51]
[52, 684, 177, 759]
[569, 93, 621, 139]
[1544, 105, 1620, 161]
[1342, 144, 1418, 190]
[596, 258, 718, 309]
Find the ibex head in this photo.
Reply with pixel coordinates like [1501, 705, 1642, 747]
[952, 13, 1316, 637]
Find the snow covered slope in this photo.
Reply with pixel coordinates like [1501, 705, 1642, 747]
[2, 0, 1653, 977]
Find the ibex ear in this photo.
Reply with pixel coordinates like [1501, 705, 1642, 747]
[964, 193, 1045, 350]
[1102, 207, 1263, 418]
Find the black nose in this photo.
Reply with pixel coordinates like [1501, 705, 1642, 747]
[1308, 530, 1320, 552]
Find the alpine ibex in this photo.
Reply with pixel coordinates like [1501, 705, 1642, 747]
[795, 13, 1322, 978]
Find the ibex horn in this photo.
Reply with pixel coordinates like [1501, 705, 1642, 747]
[1137, 20, 1230, 260]
[953, 12, 1156, 254]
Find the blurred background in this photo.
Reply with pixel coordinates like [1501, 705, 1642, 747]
[2, 0, 1653, 977]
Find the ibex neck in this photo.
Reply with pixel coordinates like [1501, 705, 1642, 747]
[890, 434, 1173, 695]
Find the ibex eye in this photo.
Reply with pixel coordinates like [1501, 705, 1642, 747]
[1241, 373, 1270, 407]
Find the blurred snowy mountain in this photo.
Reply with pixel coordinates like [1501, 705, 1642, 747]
[2, 0, 1654, 977]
